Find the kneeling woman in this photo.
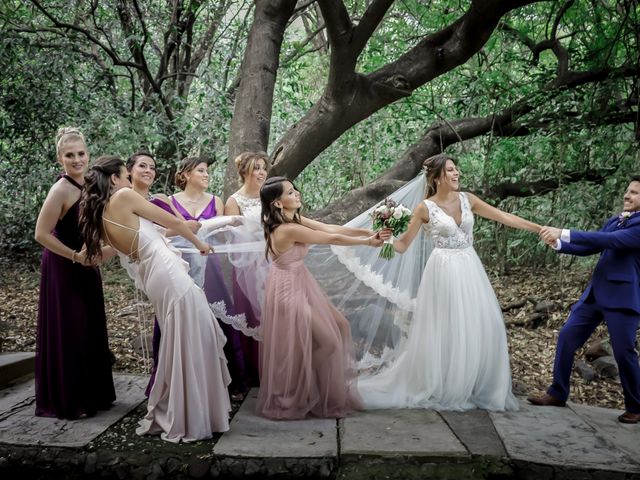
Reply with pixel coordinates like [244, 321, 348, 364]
[80, 156, 231, 443]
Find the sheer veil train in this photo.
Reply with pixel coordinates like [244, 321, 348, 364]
[306, 172, 433, 375]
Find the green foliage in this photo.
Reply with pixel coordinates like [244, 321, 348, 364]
[1, 0, 638, 274]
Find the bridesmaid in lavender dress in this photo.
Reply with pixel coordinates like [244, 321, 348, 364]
[224, 151, 269, 390]
[34, 127, 115, 419]
[172, 157, 248, 399]
[126, 151, 200, 396]
[257, 177, 388, 419]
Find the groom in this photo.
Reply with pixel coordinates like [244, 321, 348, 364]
[528, 176, 640, 424]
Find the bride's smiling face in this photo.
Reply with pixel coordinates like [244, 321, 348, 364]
[439, 160, 460, 191]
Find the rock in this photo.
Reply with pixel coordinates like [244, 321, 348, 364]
[574, 360, 596, 382]
[534, 300, 555, 313]
[132, 334, 153, 357]
[512, 380, 529, 396]
[528, 312, 547, 328]
[188, 459, 211, 478]
[244, 459, 262, 476]
[165, 457, 182, 475]
[147, 463, 164, 480]
[84, 452, 97, 475]
[591, 355, 619, 379]
[585, 338, 612, 361]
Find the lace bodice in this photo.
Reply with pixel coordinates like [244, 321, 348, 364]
[231, 192, 261, 224]
[423, 193, 474, 249]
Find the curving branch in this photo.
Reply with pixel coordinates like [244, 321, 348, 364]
[269, 0, 547, 180]
[312, 63, 639, 223]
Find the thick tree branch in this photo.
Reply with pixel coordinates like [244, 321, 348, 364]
[270, 0, 546, 180]
[312, 64, 639, 223]
[352, 0, 395, 56]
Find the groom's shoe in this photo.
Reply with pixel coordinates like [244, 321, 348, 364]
[526, 393, 566, 407]
[618, 411, 640, 424]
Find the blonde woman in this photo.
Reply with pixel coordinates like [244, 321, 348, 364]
[34, 127, 115, 419]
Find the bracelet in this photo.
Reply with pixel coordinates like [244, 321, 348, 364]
[71, 251, 77, 263]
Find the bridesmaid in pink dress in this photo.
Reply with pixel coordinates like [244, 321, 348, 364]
[257, 177, 389, 419]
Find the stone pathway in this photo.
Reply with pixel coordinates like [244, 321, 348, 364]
[0, 374, 147, 447]
[0, 377, 639, 479]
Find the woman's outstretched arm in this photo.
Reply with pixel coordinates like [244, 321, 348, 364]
[300, 216, 372, 237]
[393, 202, 429, 253]
[467, 193, 541, 233]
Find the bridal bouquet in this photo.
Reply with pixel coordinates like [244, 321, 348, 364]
[371, 198, 412, 259]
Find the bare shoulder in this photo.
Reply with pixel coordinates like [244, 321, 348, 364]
[278, 222, 305, 234]
[461, 191, 479, 206]
[225, 195, 239, 208]
[111, 187, 139, 205]
[413, 201, 430, 221]
[153, 193, 171, 203]
[46, 177, 79, 207]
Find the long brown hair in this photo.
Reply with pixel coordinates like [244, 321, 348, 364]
[79, 156, 124, 264]
[126, 150, 155, 172]
[260, 176, 301, 259]
[174, 156, 210, 190]
[423, 153, 456, 197]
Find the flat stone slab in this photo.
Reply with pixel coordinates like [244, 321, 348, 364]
[490, 399, 640, 473]
[340, 409, 467, 459]
[213, 389, 336, 458]
[569, 402, 640, 468]
[440, 409, 507, 457]
[0, 352, 35, 387]
[0, 373, 147, 448]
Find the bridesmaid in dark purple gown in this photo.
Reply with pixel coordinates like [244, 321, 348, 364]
[172, 157, 248, 398]
[126, 151, 200, 396]
[34, 127, 115, 419]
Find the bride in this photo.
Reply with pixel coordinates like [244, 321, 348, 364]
[352, 153, 541, 411]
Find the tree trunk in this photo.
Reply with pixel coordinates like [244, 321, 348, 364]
[224, 0, 298, 197]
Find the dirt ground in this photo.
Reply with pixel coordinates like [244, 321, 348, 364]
[0, 258, 629, 410]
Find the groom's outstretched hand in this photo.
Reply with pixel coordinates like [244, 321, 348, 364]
[540, 226, 562, 246]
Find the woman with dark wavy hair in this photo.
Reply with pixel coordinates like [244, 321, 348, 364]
[126, 151, 200, 397]
[256, 176, 388, 420]
[80, 155, 231, 443]
[34, 127, 115, 419]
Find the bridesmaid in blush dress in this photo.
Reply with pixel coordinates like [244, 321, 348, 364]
[257, 177, 389, 419]
[172, 157, 248, 399]
[34, 127, 115, 419]
[224, 151, 270, 390]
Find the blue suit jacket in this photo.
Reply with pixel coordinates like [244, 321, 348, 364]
[558, 213, 640, 314]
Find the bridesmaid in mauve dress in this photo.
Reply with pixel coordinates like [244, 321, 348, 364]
[126, 151, 201, 396]
[172, 157, 248, 398]
[34, 127, 115, 419]
[257, 177, 388, 419]
[224, 151, 270, 390]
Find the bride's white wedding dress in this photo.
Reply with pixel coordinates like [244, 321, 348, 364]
[358, 192, 519, 411]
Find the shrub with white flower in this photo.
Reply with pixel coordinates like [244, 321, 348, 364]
[370, 198, 412, 259]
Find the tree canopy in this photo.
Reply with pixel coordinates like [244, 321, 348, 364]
[1, 0, 638, 269]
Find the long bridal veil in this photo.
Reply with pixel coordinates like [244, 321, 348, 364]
[137, 173, 433, 373]
[306, 172, 433, 374]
